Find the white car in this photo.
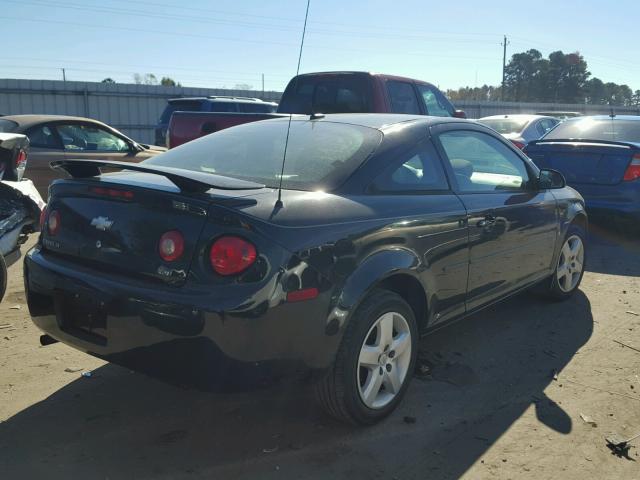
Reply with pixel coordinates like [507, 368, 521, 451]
[478, 114, 559, 149]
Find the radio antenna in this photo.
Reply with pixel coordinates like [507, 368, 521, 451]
[275, 0, 311, 209]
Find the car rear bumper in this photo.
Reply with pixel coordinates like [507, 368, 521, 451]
[25, 246, 340, 385]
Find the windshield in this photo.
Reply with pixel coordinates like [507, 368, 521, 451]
[145, 119, 382, 191]
[0, 119, 18, 133]
[478, 118, 529, 135]
[160, 100, 204, 123]
[278, 75, 373, 114]
[543, 117, 640, 143]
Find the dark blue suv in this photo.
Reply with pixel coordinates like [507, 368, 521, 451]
[155, 96, 277, 145]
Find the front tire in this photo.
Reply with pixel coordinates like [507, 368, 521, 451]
[543, 225, 587, 300]
[0, 254, 7, 303]
[315, 289, 418, 425]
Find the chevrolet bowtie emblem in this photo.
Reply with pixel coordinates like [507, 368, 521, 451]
[90, 216, 114, 231]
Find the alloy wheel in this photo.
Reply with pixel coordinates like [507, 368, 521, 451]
[556, 234, 584, 293]
[357, 311, 412, 409]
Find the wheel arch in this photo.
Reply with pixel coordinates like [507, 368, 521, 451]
[329, 248, 429, 334]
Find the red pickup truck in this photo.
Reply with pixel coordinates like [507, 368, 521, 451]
[167, 71, 465, 148]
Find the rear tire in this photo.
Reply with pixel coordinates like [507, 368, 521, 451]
[0, 254, 7, 303]
[539, 224, 587, 301]
[315, 289, 418, 425]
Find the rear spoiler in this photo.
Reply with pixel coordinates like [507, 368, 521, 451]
[50, 159, 265, 193]
[528, 138, 638, 149]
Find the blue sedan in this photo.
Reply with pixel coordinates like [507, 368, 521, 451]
[525, 115, 640, 226]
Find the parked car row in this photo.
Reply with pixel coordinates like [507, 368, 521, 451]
[0, 115, 165, 197]
[164, 71, 466, 148]
[4, 69, 637, 426]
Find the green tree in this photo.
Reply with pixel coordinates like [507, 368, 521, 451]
[101, 77, 115, 84]
[160, 77, 180, 87]
[503, 49, 544, 101]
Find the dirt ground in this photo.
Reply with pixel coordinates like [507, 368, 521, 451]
[1, 223, 639, 479]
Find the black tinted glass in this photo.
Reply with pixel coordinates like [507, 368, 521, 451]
[160, 100, 204, 123]
[387, 81, 421, 115]
[145, 119, 382, 191]
[278, 75, 373, 114]
[0, 119, 17, 133]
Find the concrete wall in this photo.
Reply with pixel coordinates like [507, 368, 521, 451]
[0, 79, 282, 144]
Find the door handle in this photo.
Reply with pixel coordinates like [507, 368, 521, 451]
[477, 216, 496, 228]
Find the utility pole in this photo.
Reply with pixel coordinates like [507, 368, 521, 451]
[501, 35, 509, 100]
[261, 73, 265, 99]
[61, 68, 66, 82]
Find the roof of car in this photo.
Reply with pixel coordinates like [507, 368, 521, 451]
[1, 114, 109, 130]
[168, 97, 277, 104]
[565, 115, 640, 121]
[284, 113, 469, 131]
[479, 114, 554, 121]
[293, 71, 437, 85]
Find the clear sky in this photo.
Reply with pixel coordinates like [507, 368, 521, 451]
[1, 0, 638, 92]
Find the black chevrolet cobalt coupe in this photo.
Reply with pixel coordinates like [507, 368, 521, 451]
[25, 114, 587, 424]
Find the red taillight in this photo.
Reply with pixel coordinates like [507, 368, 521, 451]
[623, 154, 640, 182]
[48, 210, 60, 236]
[90, 187, 134, 200]
[209, 236, 257, 276]
[510, 140, 526, 150]
[39, 206, 48, 232]
[15, 149, 27, 168]
[286, 287, 319, 303]
[158, 230, 184, 262]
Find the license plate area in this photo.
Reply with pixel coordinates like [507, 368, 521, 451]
[57, 290, 107, 346]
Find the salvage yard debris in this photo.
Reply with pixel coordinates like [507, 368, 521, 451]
[580, 413, 598, 427]
[606, 431, 640, 459]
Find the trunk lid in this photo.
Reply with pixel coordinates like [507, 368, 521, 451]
[42, 172, 267, 285]
[525, 140, 637, 185]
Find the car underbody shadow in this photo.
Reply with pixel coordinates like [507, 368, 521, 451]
[0, 290, 593, 479]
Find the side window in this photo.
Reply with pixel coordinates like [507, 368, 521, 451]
[370, 145, 449, 193]
[210, 102, 237, 112]
[438, 130, 530, 192]
[57, 124, 129, 152]
[387, 81, 421, 115]
[535, 120, 547, 136]
[417, 84, 452, 117]
[238, 103, 276, 113]
[540, 119, 557, 135]
[26, 124, 63, 149]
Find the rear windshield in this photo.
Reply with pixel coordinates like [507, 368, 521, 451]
[544, 118, 640, 143]
[0, 119, 17, 133]
[237, 103, 277, 113]
[478, 118, 529, 134]
[145, 119, 382, 191]
[160, 100, 204, 123]
[278, 75, 373, 114]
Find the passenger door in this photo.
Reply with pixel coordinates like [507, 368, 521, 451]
[23, 123, 67, 198]
[368, 139, 469, 325]
[432, 124, 558, 311]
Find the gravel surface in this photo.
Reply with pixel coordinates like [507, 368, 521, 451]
[1, 224, 639, 479]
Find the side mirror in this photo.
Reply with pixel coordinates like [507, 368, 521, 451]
[453, 110, 467, 119]
[538, 168, 566, 189]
